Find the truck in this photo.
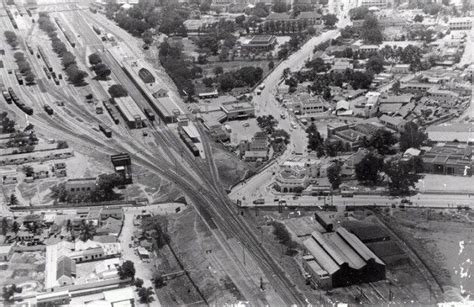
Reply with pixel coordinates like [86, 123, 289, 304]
[253, 198, 265, 205]
[99, 124, 112, 138]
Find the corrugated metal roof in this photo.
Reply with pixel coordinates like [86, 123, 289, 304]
[310, 231, 347, 266]
[303, 237, 340, 275]
[328, 232, 366, 269]
[336, 228, 384, 265]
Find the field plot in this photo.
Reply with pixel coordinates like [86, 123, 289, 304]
[0, 252, 45, 292]
[211, 143, 253, 188]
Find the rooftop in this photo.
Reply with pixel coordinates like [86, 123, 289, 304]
[115, 96, 146, 122]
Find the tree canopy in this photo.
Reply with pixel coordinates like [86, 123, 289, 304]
[399, 122, 427, 152]
[355, 152, 383, 185]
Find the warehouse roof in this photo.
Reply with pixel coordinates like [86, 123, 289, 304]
[114, 96, 145, 123]
[303, 236, 340, 275]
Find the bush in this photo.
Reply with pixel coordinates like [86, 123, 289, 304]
[88, 53, 102, 65]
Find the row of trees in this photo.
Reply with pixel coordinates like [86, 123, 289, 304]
[1, 112, 16, 134]
[270, 221, 298, 256]
[1, 217, 19, 236]
[13, 52, 35, 84]
[38, 13, 88, 85]
[256, 115, 290, 153]
[4, 31, 18, 48]
[88, 53, 112, 80]
[217, 66, 263, 92]
[159, 40, 195, 98]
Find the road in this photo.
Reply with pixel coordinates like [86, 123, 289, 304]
[238, 193, 474, 209]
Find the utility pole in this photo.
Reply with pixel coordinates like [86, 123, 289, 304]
[260, 277, 264, 290]
[242, 243, 246, 266]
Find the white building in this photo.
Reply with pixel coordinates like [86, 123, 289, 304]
[449, 17, 473, 30]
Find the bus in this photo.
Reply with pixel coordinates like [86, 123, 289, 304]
[99, 124, 112, 138]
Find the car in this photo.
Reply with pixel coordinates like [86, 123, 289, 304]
[129, 243, 132, 248]
[401, 198, 412, 205]
[242, 122, 249, 127]
[56, 101, 65, 106]
[142, 131, 148, 136]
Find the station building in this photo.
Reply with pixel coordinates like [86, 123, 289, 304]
[113, 96, 146, 129]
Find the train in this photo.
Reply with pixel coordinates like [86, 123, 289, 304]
[25, 42, 34, 55]
[54, 17, 76, 48]
[8, 87, 33, 115]
[14, 70, 23, 85]
[2, 88, 12, 104]
[178, 126, 199, 157]
[5, 8, 18, 29]
[37, 46, 53, 72]
[99, 123, 112, 138]
[92, 25, 101, 35]
[103, 100, 120, 124]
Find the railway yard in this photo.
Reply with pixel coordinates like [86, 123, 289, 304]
[0, 0, 472, 306]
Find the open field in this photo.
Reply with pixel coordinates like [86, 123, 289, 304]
[153, 207, 243, 305]
[0, 252, 45, 292]
[211, 142, 253, 189]
[377, 208, 474, 302]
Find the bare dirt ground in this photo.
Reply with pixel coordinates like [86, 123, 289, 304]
[378, 208, 474, 302]
[153, 207, 243, 305]
[211, 143, 253, 189]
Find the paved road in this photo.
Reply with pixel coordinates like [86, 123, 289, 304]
[239, 193, 474, 209]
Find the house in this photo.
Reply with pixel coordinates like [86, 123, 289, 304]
[0, 244, 13, 261]
[336, 100, 350, 115]
[0, 169, 17, 185]
[33, 165, 50, 179]
[240, 132, 269, 162]
[427, 88, 460, 105]
[359, 45, 380, 54]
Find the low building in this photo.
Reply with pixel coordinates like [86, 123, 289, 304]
[303, 228, 386, 289]
[0, 169, 17, 185]
[242, 35, 277, 52]
[114, 96, 146, 129]
[422, 142, 472, 176]
[220, 101, 255, 120]
[65, 178, 97, 196]
[379, 115, 406, 132]
[400, 82, 438, 93]
[427, 123, 474, 143]
[449, 17, 472, 30]
[0, 148, 74, 166]
[391, 64, 410, 74]
[427, 88, 460, 105]
[296, 11, 322, 25]
[359, 0, 387, 8]
[56, 256, 76, 286]
[293, 93, 329, 115]
[240, 132, 269, 162]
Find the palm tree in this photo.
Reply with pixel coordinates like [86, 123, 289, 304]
[1, 218, 8, 235]
[79, 220, 95, 242]
[12, 221, 19, 234]
[9, 194, 18, 206]
[138, 287, 155, 304]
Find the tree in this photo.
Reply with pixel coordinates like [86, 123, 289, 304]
[61, 52, 76, 68]
[219, 73, 235, 91]
[142, 30, 153, 45]
[134, 278, 144, 288]
[384, 160, 418, 195]
[361, 14, 383, 44]
[108, 84, 128, 98]
[367, 129, 397, 155]
[202, 77, 214, 88]
[93, 63, 111, 80]
[273, 1, 289, 13]
[97, 173, 123, 198]
[138, 287, 155, 303]
[399, 122, 427, 151]
[256, 115, 278, 135]
[199, 1, 211, 13]
[213, 66, 223, 76]
[9, 194, 18, 206]
[12, 221, 19, 234]
[1, 218, 8, 235]
[391, 79, 401, 94]
[322, 14, 338, 28]
[366, 55, 385, 74]
[2, 284, 22, 302]
[252, 2, 269, 17]
[79, 220, 95, 242]
[414, 14, 423, 22]
[327, 163, 342, 189]
[24, 71, 36, 84]
[88, 53, 102, 66]
[306, 124, 324, 154]
[153, 272, 165, 288]
[65, 65, 88, 85]
[235, 15, 245, 26]
[355, 152, 383, 185]
[118, 260, 136, 280]
[4, 31, 18, 48]
[268, 61, 274, 70]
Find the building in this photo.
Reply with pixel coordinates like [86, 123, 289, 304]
[0, 148, 74, 166]
[220, 101, 255, 120]
[358, 0, 388, 7]
[240, 132, 269, 162]
[242, 35, 277, 52]
[449, 17, 472, 30]
[274, 159, 322, 193]
[379, 115, 406, 132]
[296, 11, 322, 25]
[293, 93, 329, 115]
[0, 169, 17, 185]
[400, 82, 438, 93]
[56, 256, 76, 286]
[422, 142, 472, 176]
[65, 178, 97, 196]
[114, 96, 146, 129]
[111, 153, 132, 184]
[327, 121, 386, 150]
[427, 123, 474, 143]
[303, 227, 386, 289]
[427, 88, 460, 105]
[391, 64, 410, 74]
[103, 287, 135, 307]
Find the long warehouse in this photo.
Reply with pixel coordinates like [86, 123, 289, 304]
[113, 96, 146, 129]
